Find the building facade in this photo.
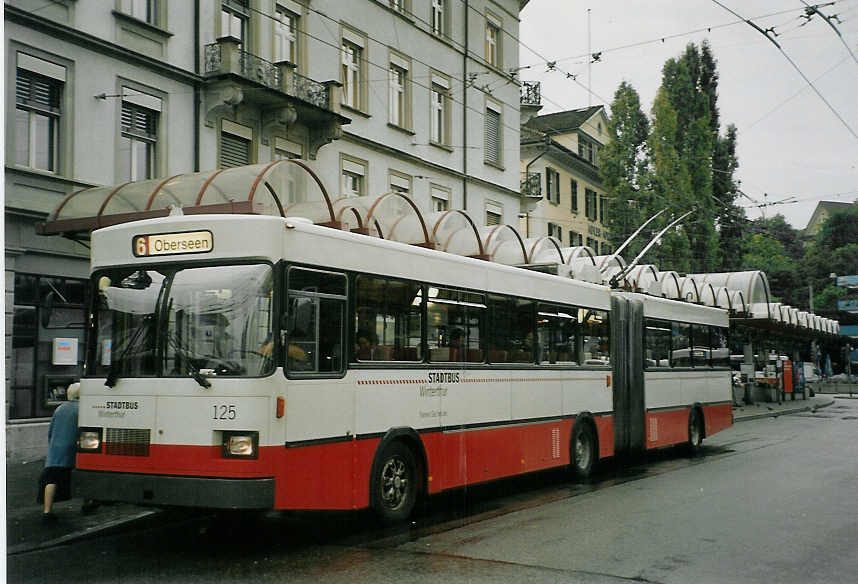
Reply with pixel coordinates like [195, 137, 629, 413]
[5, 0, 528, 429]
[519, 105, 611, 254]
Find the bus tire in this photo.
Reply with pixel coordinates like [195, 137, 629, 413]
[687, 408, 704, 454]
[371, 441, 418, 523]
[570, 421, 596, 479]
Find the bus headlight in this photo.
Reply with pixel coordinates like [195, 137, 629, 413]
[222, 431, 259, 459]
[78, 428, 102, 452]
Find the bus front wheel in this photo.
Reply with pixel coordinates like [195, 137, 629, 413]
[371, 441, 418, 523]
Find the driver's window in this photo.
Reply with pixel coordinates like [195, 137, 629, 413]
[286, 267, 346, 376]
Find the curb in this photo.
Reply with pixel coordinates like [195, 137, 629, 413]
[734, 398, 835, 423]
[7, 509, 159, 556]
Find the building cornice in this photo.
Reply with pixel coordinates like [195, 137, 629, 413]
[343, 131, 521, 199]
[5, 5, 201, 85]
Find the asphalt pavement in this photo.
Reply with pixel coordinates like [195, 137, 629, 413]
[4, 393, 837, 556]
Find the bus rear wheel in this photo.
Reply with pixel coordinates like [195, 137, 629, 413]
[570, 422, 596, 479]
[687, 409, 704, 454]
[371, 441, 418, 523]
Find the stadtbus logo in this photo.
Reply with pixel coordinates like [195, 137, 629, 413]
[133, 230, 213, 257]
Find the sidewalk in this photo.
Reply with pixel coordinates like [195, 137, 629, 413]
[732, 393, 835, 422]
[5, 459, 158, 555]
[4, 394, 838, 555]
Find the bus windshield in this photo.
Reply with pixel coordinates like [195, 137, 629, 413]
[90, 263, 274, 380]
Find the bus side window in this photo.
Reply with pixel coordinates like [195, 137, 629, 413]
[286, 267, 346, 376]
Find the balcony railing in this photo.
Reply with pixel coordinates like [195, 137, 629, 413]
[288, 72, 329, 110]
[204, 41, 281, 91]
[521, 81, 541, 106]
[521, 171, 542, 199]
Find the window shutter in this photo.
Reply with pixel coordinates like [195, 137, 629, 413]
[484, 108, 500, 164]
[221, 133, 250, 167]
[486, 211, 501, 226]
[121, 102, 156, 138]
[16, 70, 60, 110]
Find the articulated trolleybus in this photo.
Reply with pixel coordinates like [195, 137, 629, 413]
[76, 212, 733, 521]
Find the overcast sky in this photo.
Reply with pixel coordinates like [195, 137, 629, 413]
[519, 0, 858, 229]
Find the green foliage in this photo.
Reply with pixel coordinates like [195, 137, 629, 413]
[801, 203, 858, 312]
[814, 285, 847, 312]
[742, 233, 796, 274]
[816, 204, 858, 250]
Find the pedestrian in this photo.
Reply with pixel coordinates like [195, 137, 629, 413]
[38, 381, 81, 522]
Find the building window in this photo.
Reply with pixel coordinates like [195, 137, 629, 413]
[120, 0, 159, 25]
[547, 222, 562, 240]
[586, 237, 596, 250]
[431, 74, 450, 146]
[484, 104, 501, 166]
[341, 156, 367, 198]
[599, 195, 607, 224]
[486, 202, 503, 226]
[431, 0, 445, 36]
[585, 188, 598, 221]
[274, 5, 298, 64]
[431, 185, 450, 211]
[569, 231, 580, 246]
[389, 171, 411, 195]
[545, 167, 560, 204]
[485, 17, 500, 68]
[15, 63, 64, 172]
[570, 179, 578, 212]
[341, 39, 363, 110]
[119, 100, 158, 182]
[221, 0, 249, 47]
[220, 120, 253, 168]
[389, 64, 407, 127]
[578, 136, 598, 166]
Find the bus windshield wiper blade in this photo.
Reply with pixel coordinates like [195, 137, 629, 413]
[104, 320, 148, 388]
[164, 331, 211, 389]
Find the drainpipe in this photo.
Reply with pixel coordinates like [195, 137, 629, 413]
[193, 0, 201, 172]
[522, 136, 550, 237]
[462, 0, 469, 211]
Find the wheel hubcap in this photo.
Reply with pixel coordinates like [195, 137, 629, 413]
[380, 456, 408, 509]
[576, 433, 591, 469]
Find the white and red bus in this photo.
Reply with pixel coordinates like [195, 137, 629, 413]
[75, 212, 732, 521]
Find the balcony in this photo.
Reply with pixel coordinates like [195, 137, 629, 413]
[203, 37, 349, 159]
[521, 171, 542, 199]
[520, 81, 541, 106]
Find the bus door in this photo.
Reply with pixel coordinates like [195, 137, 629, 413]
[610, 296, 645, 457]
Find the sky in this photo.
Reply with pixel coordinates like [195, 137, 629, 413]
[519, 0, 858, 229]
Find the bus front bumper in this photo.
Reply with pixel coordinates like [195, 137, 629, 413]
[73, 470, 275, 509]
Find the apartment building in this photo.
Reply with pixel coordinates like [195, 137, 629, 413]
[5, 0, 528, 432]
[519, 105, 611, 255]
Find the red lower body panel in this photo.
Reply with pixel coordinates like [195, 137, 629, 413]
[78, 415, 617, 511]
[645, 402, 734, 450]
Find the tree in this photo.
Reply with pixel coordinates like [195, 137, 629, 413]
[742, 233, 798, 304]
[600, 82, 651, 258]
[713, 125, 745, 270]
[801, 203, 858, 311]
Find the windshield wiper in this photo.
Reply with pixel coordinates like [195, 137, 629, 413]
[105, 318, 149, 388]
[164, 331, 212, 389]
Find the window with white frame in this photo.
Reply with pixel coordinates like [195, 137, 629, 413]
[545, 167, 560, 204]
[121, 0, 159, 26]
[341, 36, 363, 110]
[431, 0, 445, 36]
[430, 72, 450, 145]
[274, 5, 299, 64]
[389, 64, 407, 127]
[341, 156, 366, 198]
[547, 222, 562, 240]
[486, 201, 503, 226]
[389, 0, 408, 13]
[220, 120, 253, 168]
[484, 103, 501, 165]
[274, 137, 304, 205]
[221, 0, 249, 47]
[15, 54, 65, 172]
[431, 185, 449, 211]
[119, 91, 161, 182]
[569, 230, 580, 246]
[389, 171, 411, 195]
[485, 15, 501, 68]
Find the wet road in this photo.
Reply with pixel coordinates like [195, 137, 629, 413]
[10, 399, 858, 584]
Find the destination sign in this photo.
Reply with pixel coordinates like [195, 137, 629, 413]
[133, 230, 213, 257]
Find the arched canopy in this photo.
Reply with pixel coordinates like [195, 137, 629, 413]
[677, 276, 700, 303]
[38, 160, 336, 235]
[789, 307, 799, 326]
[730, 291, 748, 315]
[714, 286, 732, 311]
[426, 210, 485, 257]
[481, 224, 528, 265]
[562, 246, 601, 283]
[688, 271, 771, 319]
[796, 311, 810, 328]
[698, 282, 718, 307]
[768, 303, 783, 323]
[649, 270, 681, 299]
[627, 265, 659, 293]
[526, 236, 564, 264]
[779, 305, 794, 325]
